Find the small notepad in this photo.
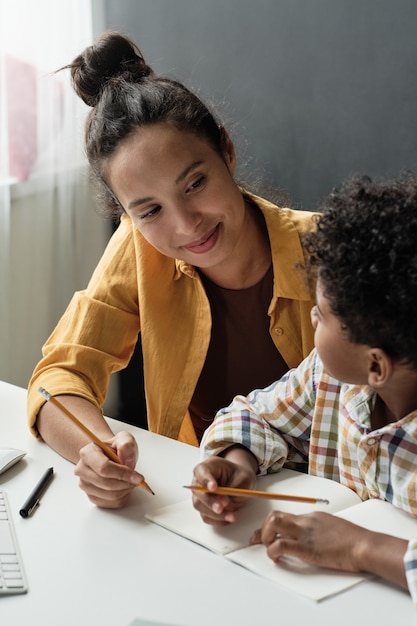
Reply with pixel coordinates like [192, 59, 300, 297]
[146, 469, 417, 601]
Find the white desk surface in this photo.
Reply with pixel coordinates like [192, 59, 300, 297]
[0, 380, 414, 626]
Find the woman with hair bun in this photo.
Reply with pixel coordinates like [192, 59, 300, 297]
[27, 32, 317, 508]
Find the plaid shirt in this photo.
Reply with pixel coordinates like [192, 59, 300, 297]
[201, 348, 417, 608]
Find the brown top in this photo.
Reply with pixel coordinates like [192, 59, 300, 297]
[190, 264, 288, 441]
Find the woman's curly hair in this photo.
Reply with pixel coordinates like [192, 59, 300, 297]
[304, 173, 417, 369]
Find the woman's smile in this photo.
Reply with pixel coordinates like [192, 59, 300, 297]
[182, 224, 220, 254]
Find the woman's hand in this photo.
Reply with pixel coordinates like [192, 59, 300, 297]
[74, 430, 147, 508]
[192, 447, 258, 526]
[250, 509, 409, 589]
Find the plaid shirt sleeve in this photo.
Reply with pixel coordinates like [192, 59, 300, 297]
[200, 350, 321, 474]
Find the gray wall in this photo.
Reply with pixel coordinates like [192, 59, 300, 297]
[104, 0, 417, 211]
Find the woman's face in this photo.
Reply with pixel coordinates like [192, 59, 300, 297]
[106, 123, 247, 270]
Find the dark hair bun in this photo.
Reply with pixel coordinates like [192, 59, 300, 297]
[69, 31, 154, 107]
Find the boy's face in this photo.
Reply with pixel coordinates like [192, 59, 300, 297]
[311, 280, 368, 384]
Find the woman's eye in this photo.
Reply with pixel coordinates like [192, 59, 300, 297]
[140, 205, 161, 220]
[188, 176, 205, 191]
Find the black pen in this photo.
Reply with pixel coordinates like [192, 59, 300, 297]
[19, 467, 54, 518]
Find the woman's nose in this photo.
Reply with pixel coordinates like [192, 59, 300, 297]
[174, 204, 202, 233]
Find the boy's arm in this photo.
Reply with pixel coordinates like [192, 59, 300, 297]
[200, 350, 320, 473]
[193, 351, 319, 525]
[357, 529, 408, 589]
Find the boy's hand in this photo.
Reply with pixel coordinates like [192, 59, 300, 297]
[251, 510, 377, 572]
[191, 455, 257, 526]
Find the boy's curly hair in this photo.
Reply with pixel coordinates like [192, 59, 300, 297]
[304, 173, 417, 369]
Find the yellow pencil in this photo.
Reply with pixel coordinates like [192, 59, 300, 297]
[38, 387, 154, 495]
[184, 484, 329, 504]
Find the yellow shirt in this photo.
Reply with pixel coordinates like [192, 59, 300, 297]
[27, 192, 316, 446]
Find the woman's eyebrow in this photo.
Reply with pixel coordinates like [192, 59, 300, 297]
[175, 160, 204, 184]
[128, 195, 153, 211]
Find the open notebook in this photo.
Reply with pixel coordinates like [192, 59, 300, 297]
[146, 469, 417, 601]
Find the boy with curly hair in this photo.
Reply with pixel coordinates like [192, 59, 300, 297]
[192, 174, 417, 609]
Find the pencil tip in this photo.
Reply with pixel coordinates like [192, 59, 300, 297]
[141, 481, 155, 495]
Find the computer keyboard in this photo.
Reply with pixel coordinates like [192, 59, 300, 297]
[0, 490, 28, 594]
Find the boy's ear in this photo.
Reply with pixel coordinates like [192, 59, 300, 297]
[220, 127, 236, 175]
[367, 349, 393, 387]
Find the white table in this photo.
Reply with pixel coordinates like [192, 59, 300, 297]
[0, 380, 414, 626]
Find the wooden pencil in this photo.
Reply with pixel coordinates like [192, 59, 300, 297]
[38, 387, 154, 495]
[183, 484, 329, 504]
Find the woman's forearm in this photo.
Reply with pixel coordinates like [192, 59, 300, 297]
[36, 394, 114, 463]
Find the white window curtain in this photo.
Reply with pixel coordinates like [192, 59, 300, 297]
[0, 0, 109, 387]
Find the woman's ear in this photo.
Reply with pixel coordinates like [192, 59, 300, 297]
[367, 348, 393, 388]
[220, 127, 236, 174]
